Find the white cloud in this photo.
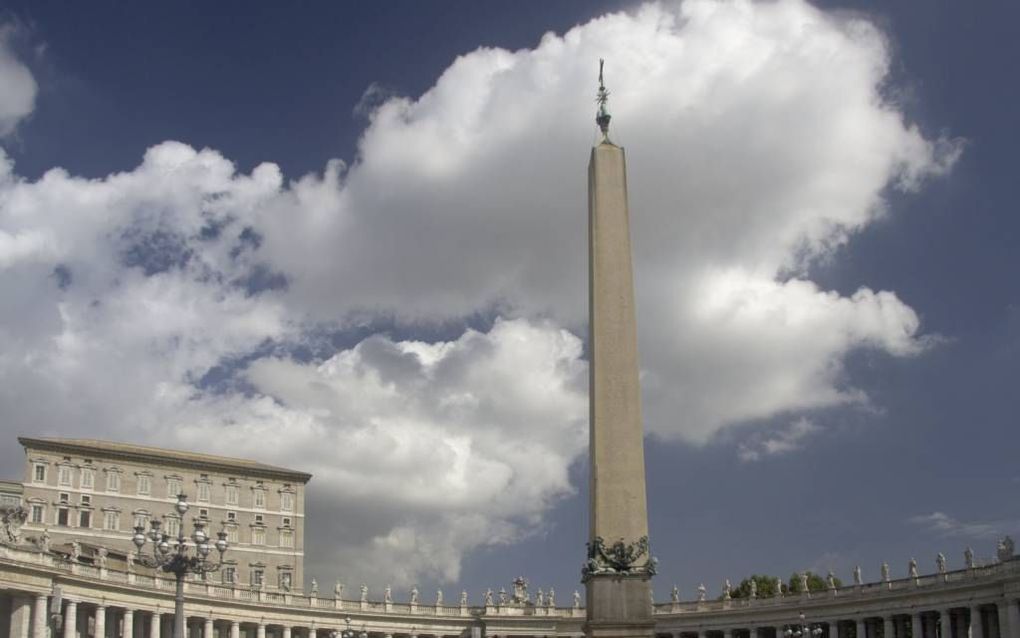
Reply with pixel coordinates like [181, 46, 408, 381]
[0, 0, 961, 585]
[909, 512, 1020, 541]
[0, 25, 37, 136]
[737, 417, 821, 462]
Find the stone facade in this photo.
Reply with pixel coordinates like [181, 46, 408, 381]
[14, 438, 311, 592]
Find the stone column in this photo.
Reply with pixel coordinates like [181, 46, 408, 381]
[229, 623, 239, 638]
[256, 624, 265, 638]
[751, 628, 760, 638]
[829, 622, 839, 638]
[912, 614, 923, 638]
[149, 614, 160, 638]
[995, 603, 1010, 638]
[203, 619, 213, 638]
[123, 611, 134, 638]
[33, 594, 49, 638]
[11, 596, 32, 638]
[939, 611, 952, 638]
[94, 607, 107, 638]
[856, 619, 866, 638]
[883, 617, 895, 638]
[1006, 600, 1020, 638]
[969, 607, 983, 638]
[723, 630, 733, 638]
[62, 602, 76, 638]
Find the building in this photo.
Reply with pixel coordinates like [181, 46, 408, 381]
[15, 437, 311, 592]
[0, 481, 21, 509]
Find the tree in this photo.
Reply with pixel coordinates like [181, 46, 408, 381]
[787, 571, 842, 594]
[730, 574, 781, 599]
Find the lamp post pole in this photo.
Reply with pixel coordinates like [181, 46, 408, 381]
[132, 494, 229, 638]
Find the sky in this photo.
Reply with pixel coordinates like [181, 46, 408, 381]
[1, 0, 1018, 604]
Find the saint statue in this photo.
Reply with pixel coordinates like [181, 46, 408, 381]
[964, 547, 975, 569]
[335, 582, 344, 598]
[96, 547, 108, 569]
[573, 590, 582, 609]
[908, 558, 919, 579]
[410, 586, 419, 605]
[697, 583, 707, 602]
[853, 565, 862, 585]
[536, 589, 544, 606]
[827, 571, 837, 590]
[722, 579, 731, 600]
[936, 553, 947, 574]
[484, 589, 494, 606]
[548, 588, 555, 607]
[881, 562, 890, 582]
[360, 584, 368, 602]
[436, 589, 443, 606]
[460, 590, 468, 607]
[384, 585, 392, 603]
[749, 579, 757, 599]
[671, 584, 680, 603]
[311, 579, 319, 596]
[775, 577, 783, 597]
[799, 572, 809, 593]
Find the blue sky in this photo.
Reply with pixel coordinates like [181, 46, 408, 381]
[0, 0, 1017, 603]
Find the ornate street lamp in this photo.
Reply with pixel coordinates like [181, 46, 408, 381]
[132, 494, 229, 638]
[784, 613, 824, 638]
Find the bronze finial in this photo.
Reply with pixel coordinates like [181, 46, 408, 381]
[596, 58, 611, 139]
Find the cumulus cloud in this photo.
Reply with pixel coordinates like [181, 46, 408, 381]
[0, 25, 37, 136]
[0, 0, 960, 585]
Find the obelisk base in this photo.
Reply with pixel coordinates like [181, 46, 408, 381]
[584, 575, 655, 638]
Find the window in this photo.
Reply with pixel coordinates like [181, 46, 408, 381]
[78, 510, 91, 528]
[164, 517, 180, 537]
[57, 508, 69, 527]
[197, 481, 210, 503]
[251, 569, 264, 588]
[33, 464, 46, 483]
[226, 511, 236, 522]
[167, 477, 182, 498]
[104, 511, 119, 531]
[226, 526, 239, 543]
[222, 567, 236, 584]
[58, 492, 69, 504]
[279, 530, 294, 548]
[225, 484, 239, 506]
[80, 495, 91, 506]
[251, 528, 265, 545]
[281, 492, 294, 512]
[199, 508, 209, 519]
[253, 488, 266, 510]
[80, 468, 94, 490]
[57, 466, 72, 487]
[254, 514, 264, 524]
[279, 572, 292, 590]
[106, 471, 120, 492]
[282, 517, 291, 527]
[31, 505, 44, 523]
[133, 512, 149, 529]
[0, 494, 20, 507]
[137, 475, 151, 495]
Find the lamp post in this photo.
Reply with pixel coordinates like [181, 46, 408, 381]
[784, 613, 824, 638]
[132, 494, 229, 638]
[330, 616, 356, 638]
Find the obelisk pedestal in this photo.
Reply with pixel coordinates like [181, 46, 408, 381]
[583, 62, 656, 638]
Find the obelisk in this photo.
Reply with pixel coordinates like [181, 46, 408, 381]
[583, 60, 656, 638]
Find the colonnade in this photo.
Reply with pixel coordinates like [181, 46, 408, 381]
[661, 599, 1020, 638]
[2, 592, 457, 638]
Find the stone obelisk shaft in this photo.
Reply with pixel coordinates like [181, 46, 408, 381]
[585, 140, 654, 638]
[588, 142, 649, 545]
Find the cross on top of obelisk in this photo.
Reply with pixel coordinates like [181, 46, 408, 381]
[596, 58, 611, 140]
